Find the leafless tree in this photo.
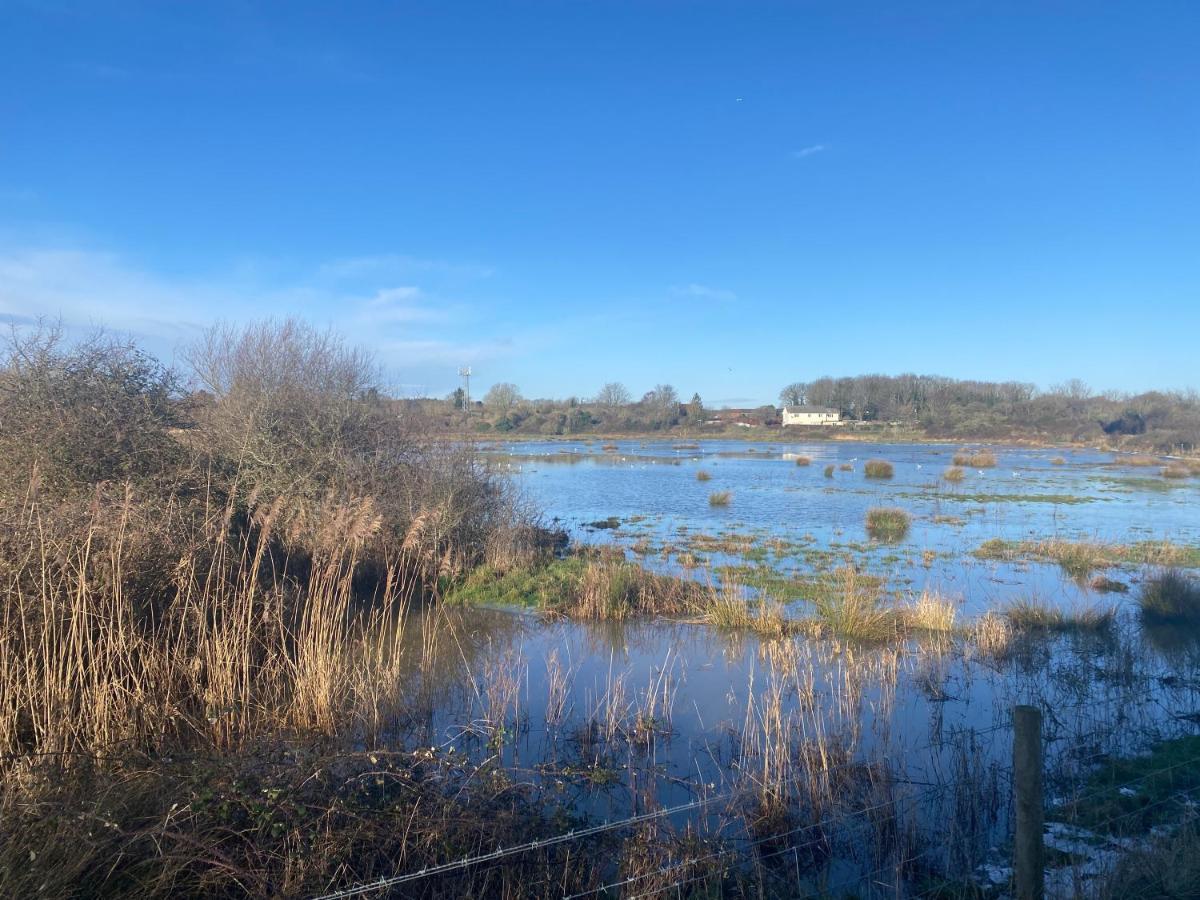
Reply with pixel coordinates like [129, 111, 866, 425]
[484, 382, 522, 411]
[594, 382, 631, 408]
[779, 382, 808, 407]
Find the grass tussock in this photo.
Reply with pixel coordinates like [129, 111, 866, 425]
[1139, 569, 1200, 624]
[863, 458, 894, 479]
[705, 587, 793, 639]
[902, 591, 957, 633]
[696, 469, 712, 481]
[838, 462, 853, 472]
[952, 449, 997, 468]
[970, 612, 1013, 658]
[943, 465, 965, 483]
[793, 456, 811, 466]
[1003, 598, 1115, 632]
[1050, 456, 1067, 465]
[709, 490, 732, 507]
[1162, 464, 1193, 479]
[864, 506, 911, 542]
[811, 567, 899, 642]
[823, 464, 834, 478]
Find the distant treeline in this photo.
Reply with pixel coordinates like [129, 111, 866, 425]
[414, 374, 1199, 451]
[780, 374, 1199, 450]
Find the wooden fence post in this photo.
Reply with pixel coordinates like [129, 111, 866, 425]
[1013, 704, 1044, 900]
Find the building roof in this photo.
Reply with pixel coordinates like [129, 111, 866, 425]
[783, 405, 839, 415]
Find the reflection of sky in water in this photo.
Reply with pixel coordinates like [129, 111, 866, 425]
[491, 440, 1200, 617]
[404, 606, 1200, 856]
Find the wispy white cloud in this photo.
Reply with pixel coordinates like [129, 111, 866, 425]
[0, 244, 506, 390]
[669, 283, 737, 302]
[792, 144, 827, 159]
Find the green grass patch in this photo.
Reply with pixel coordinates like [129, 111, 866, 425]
[865, 507, 911, 542]
[974, 538, 1200, 574]
[445, 557, 592, 608]
[1053, 735, 1200, 835]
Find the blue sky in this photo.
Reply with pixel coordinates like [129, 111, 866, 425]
[1, 1, 1197, 405]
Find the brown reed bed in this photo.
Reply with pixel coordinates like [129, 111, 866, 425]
[953, 449, 997, 467]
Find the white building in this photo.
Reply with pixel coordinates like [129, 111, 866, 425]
[781, 405, 841, 426]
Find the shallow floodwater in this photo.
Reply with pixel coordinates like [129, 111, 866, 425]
[489, 439, 1200, 616]
[398, 440, 1200, 894]
[396, 604, 1200, 894]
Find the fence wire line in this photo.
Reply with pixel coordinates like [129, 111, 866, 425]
[565, 783, 946, 900]
[621, 813, 950, 900]
[311, 714, 1005, 900]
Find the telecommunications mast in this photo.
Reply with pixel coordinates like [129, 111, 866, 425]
[458, 366, 472, 413]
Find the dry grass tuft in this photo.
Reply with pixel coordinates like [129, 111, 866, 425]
[1124, 454, 1162, 467]
[943, 465, 965, 483]
[1162, 464, 1192, 479]
[902, 591, 957, 633]
[823, 464, 834, 478]
[970, 612, 1012, 657]
[709, 490, 732, 507]
[794, 456, 811, 466]
[696, 469, 712, 481]
[953, 449, 997, 467]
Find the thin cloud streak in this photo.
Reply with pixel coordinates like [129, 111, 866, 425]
[669, 283, 737, 302]
[792, 144, 827, 158]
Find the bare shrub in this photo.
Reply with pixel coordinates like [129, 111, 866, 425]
[0, 322, 185, 499]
